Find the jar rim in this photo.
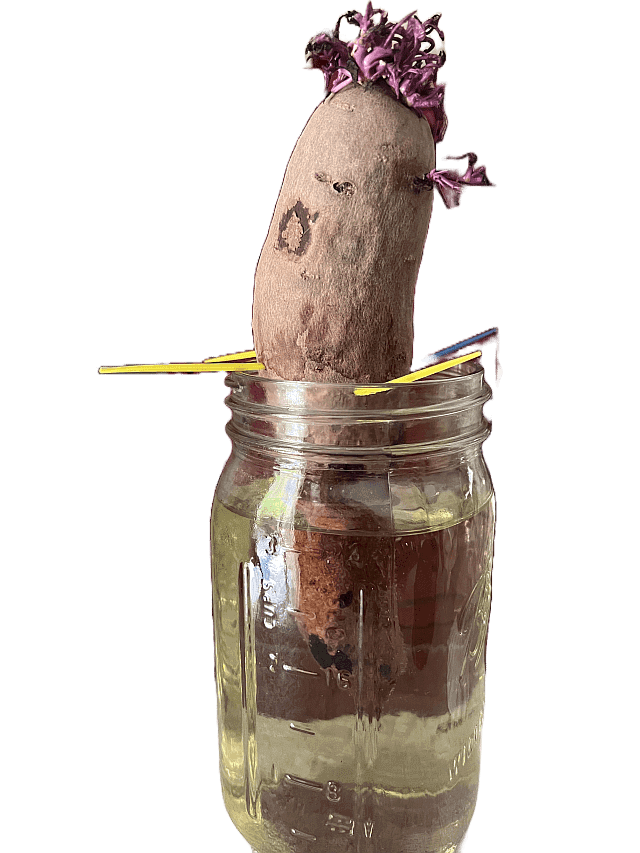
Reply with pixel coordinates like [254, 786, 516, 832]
[223, 362, 492, 454]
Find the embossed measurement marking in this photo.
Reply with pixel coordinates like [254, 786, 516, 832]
[448, 710, 484, 780]
[325, 781, 342, 803]
[326, 813, 354, 835]
[284, 776, 342, 803]
[268, 654, 319, 677]
[262, 584, 277, 630]
[291, 828, 317, 841]
[282, 664, 319, 677]
[363, 818, 374, 838]
[325, 668, 352, 689]
[284, 774, 323, 791]
[289, 724, 315, 736]
[287, 607, 316, 620]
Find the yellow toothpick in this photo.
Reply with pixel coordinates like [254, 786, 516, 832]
[203, 349, 257, 363]
[353, 350, 482, 396]
[99, 361, 264, 374]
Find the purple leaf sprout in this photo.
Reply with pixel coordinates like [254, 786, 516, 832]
[305, 5, 492, 207]
[414, 153, 493, 209]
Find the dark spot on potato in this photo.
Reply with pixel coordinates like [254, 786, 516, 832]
[411, 174, 434, 194]
[379, 663, 392, 680]
[332, 181, 355, 196]
[338, 590, 353, 608]
[277, 200, 313, 255]
[386, 314, 395, 355]
[308, 312, 330, 343]
[315, 172, 331, 183]
[309, 634, 333, 669]
[300, 303, 314, 326]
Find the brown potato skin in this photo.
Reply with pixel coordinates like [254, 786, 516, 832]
[252, 81, 436, 383]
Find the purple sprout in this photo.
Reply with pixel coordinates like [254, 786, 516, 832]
[305, 5, 493, 206]
[420, 153, 493, 209]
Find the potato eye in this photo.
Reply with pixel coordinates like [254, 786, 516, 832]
[332, 181, 355, 196]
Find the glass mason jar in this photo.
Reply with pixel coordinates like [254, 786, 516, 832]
[211, 364, 495, 853]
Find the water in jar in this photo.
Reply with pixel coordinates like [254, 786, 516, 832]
[211, 483, 493, 853]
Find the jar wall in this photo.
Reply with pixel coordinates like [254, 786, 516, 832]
[212, 440, 494, 853]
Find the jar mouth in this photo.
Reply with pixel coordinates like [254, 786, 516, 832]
[224, 363, 492, 454]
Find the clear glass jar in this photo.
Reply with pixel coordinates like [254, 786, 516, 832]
[211, 364, 495, 853]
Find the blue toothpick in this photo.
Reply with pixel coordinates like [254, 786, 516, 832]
[422, 326, 502, 388]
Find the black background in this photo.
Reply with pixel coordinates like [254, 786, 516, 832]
[94, 4, 522, 850]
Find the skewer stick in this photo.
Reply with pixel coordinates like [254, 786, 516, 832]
[203, 350, 257, 363]
[354, 350, 482, 396]
[98, 361, 264, 374]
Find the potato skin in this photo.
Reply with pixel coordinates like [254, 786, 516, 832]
[252, 81, 435, 383]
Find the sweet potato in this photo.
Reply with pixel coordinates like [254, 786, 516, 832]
[253, 81, 434, 383]
[252, 6, 490, 383]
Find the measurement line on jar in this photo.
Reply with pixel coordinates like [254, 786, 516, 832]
[284, 774, 323, 791]
[290, 828, 317, 842]
[282, 664, 319, 677]
[448, 710, 484, 781]
[326, 813, 354, 835]
[289, 723, 316, 736]
[287, 607, 316, 620]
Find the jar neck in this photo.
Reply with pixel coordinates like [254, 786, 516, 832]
[224, 365, 492, 460]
